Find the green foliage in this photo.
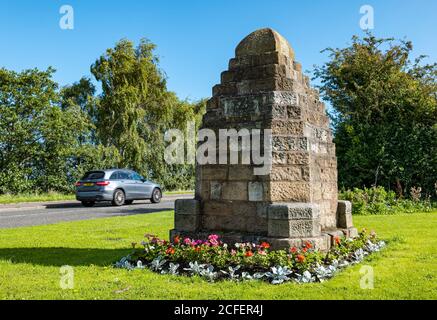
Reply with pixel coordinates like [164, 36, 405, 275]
[314, 33, 437, 198]
[0, 38, 205, 194]
[128, 232, 378, 277]
[0, 192, 75, 204]
[340, 186, 435, 215]
[90, 39, 205, 189]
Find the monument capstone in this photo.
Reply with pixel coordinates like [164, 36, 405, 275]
[171, 28, 357, 250]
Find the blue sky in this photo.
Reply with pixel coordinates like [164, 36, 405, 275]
[1, 0, 436, 101]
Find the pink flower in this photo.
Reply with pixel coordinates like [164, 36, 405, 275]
[183, 238, 192, 245]
[208, 234, 219, 241]
[257, 250, 267, 256]
[231, 249, 237, 256]
[208, 234, 220, 246]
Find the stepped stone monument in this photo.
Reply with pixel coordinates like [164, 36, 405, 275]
[171, 28, 357, 250]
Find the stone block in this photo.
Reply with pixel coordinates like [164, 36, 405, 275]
[287, 152, 310, 165]
[210, 181, 222, 200]
[287, 105, 302, 119]
[228, 165, 254, 180]
[270, 166, 302, 181]
[202, 214, 247, 232]
[256, 202, 269, 219]
[200, 165, 228, 180]
[268, 219, 320, 238]
[198, 180, 210, 200]
[272, 152, 287, 165]
[222, 182, 248, 201]
[337, 200, 353, 228]
[272, 136, 308, 152]
[203, 201, 233, 216]
[175, 214, 199, 232]
[271, 120, 304, 135]
[248, 182, 264, 201]
[175, 199, 200, 215]
[269, 181, 311, 202]
[268, 203, 320, 220]
[245, 216, 268, 233]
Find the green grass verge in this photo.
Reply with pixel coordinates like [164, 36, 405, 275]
[0, 191, 193, 205]
[0, 193, 75, 204]
[0, 210, 436, 299]
[164, 190, 194, 195]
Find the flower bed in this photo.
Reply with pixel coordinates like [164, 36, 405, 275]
[114, 229, 385, 284]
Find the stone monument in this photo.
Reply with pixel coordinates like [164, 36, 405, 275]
[171, 28, 357, 250]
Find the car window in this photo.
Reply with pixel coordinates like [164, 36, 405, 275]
[109, 171, 119, 180]
[82, 171, 105, 180]
[118, 171, 130, 180]
[132, 172, 143, 181]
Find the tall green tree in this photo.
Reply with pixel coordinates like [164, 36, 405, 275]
[0, 68, 99, 193]
[314, 34, 437, 197]
[0, 68, 58, 193]
[59, 78, 121, 183]
[91, 38, 205, 188]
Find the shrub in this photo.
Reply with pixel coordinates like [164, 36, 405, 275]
[339, 186, 435, 215]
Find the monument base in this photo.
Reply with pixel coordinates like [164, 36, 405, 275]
[170, 228, 358, 251]
[171, 199, 357, 251]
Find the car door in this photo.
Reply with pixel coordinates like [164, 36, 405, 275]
[131, 172, 154, 199]
[119, 171, 137, 200]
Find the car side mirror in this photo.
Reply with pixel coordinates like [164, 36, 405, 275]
[141, 179, 147, 183]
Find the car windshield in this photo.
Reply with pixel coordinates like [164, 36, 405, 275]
[81, 171, 105, 180]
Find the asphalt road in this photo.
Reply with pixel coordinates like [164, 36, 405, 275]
[0, 194, 193, 229]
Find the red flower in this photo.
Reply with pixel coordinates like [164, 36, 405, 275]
[302, 247, 308, 253]
[195, 246, 201, 252]
[165, 247, 175, 255]
[296, 254, 305, 263]
[173, 235, 180, 245]
[260, 242, 270, 249]
[305, 241, 312, 249]
[334, 236, 341, 245]
[290, 247, 297, 253]
[245, 250, 254, 257]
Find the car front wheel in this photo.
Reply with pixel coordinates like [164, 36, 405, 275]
[150, 188, 162, 203]
[112, 189, 125, 206]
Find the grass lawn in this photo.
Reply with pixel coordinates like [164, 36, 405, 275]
[0, 193, 75, 204]
[0, 210, 436, 300]
[0, 191, 193, 205]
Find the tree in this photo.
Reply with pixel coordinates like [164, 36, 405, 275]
[314, 34, 437, 198]
[91, 38, 205, 188]
[0, 68, 98, 193]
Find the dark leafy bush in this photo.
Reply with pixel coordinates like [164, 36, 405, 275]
[339, 186, 435, 215]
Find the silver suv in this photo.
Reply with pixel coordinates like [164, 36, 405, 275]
[75, 169, 162, 207]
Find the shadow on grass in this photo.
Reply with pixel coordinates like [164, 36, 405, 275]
[0, 247, 131, 267]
